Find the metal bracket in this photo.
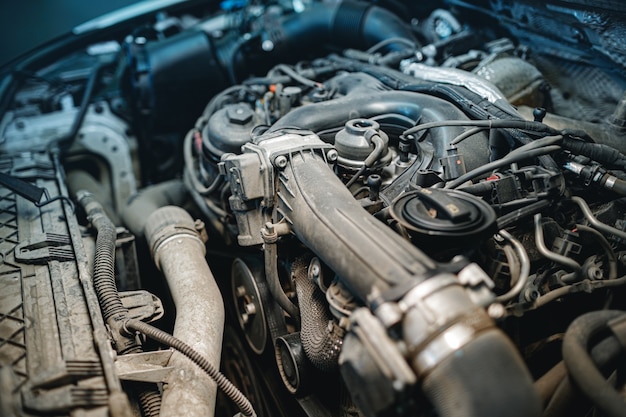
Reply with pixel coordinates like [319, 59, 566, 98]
[15, 233, 74, 264]
[114, 350, 174, 383]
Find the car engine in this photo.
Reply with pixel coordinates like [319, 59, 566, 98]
[2, 0, 626, 416]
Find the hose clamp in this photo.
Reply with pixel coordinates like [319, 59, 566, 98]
[411, 310, 494, 377]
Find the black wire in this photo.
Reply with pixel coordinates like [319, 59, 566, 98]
[55, 63, 105, 148]
[365, 37, 417, 54]
[445, 145, 561, 189]
[271, 64, 322, 89]
[124, 319, 257, 417]
[403, 119, 559, 137]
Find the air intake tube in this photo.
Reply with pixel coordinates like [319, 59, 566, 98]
[127, 2, 415, 131]
[269, 143, 540, 417]
[143, 206, 225, 417]
[277, 1, 415, 52]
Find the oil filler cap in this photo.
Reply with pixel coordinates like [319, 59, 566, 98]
[390, 188, 496, 256]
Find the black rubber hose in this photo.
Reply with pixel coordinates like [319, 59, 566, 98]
[279, 1, 415, 53]
[445, 144, 561, 189]
[57, 63, 104, 148]
[293, 258, 344, 372]
[543, 334, 623, 417]
[562, 310, 626, 417]
[605, 175, 626, 196]
[562, 138, 626, 168]
[267, 88, 489, 175]
[77, 190, 127, 323]
[334, 61, 560, 171]
[421, 329, 541, 417]
[124, 318, 257, 417]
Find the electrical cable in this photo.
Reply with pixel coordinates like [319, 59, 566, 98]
[403, 118, 559, 137]
[271, 64, 323, 89]
[444, 145, 561, 189]
[449, 126, 486, 146]
[365, 37, 417, 54]
[496, 200, 550, 229]
[183, 129, 223, 196]
[123, 318, 257, 417]
[56, 63, 104, 148]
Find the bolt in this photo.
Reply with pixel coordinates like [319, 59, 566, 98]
[274, 155, 288, 169]
[244, 302, 256, 315]
[236, 285, 247, 297]
[262, 39, 274, 51]
[310, 264, 320, 277]
[326, 149, 338, 163]
[487, 303, 506, 320]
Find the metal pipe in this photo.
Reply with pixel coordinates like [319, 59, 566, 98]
[533, 214, 581, 272]
[144, 206, 225, 417]
[495, 230, 530, 303]
[571, 196, 626, 241]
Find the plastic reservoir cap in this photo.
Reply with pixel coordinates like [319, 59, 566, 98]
[390, 188, 496, 251]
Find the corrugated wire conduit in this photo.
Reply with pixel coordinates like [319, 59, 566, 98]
[77, 190, 162, 417]
[82, 193, 255, 417]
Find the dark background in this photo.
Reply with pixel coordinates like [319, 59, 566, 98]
[0, 0, 140, 67]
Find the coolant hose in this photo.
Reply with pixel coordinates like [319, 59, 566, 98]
[143, 206, 225, 417]
[293, 258, 344, 372]
[124, 318, 256, 417]
[562, 310, 626, 417]
[421, 329, 541, 417]
[542, 334, 623, 416]
[121, 180, 187, 238]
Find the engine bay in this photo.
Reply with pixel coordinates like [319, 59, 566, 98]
[1, 1, 626, 416]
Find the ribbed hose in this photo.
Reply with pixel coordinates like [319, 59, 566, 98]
[124, 318, 257, 417]
[562, 310, 626, 417]
[77, 191, 161, 417]
[292, 258, 344, 372]
[138, 390, 162, 417]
